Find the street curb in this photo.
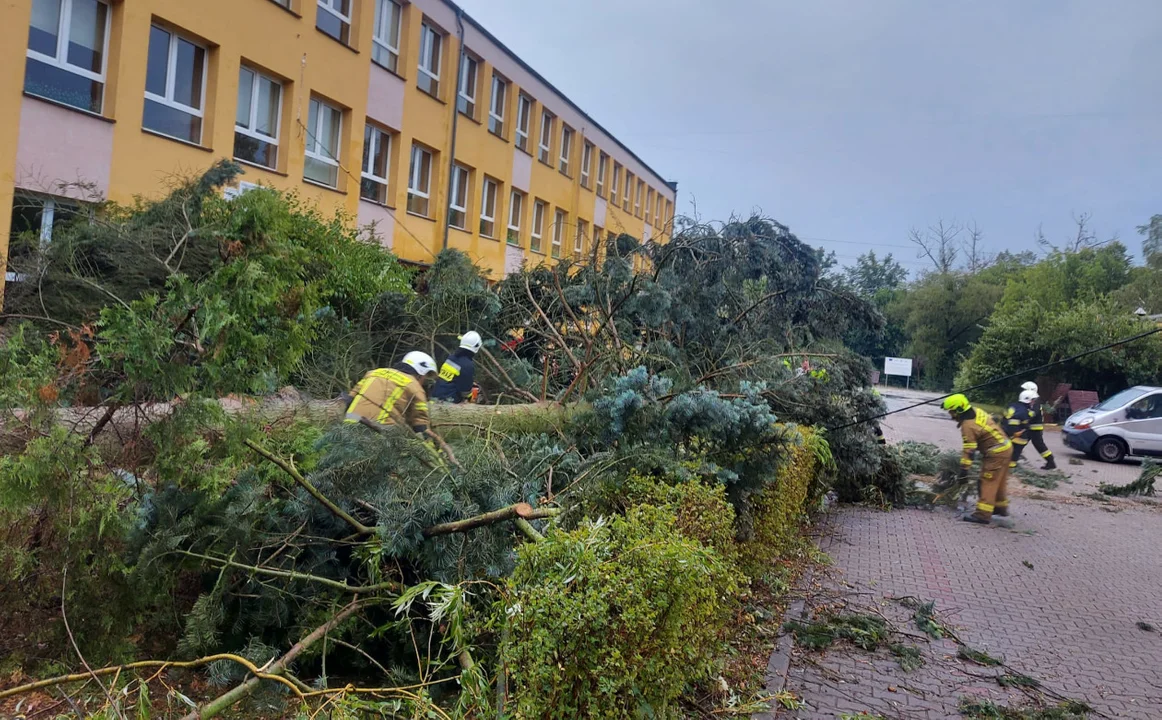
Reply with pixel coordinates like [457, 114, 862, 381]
[751, 595, 807, 719]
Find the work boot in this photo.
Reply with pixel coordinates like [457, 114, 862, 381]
[962, 511, 991, 524]
[993, 505, 1009, 517]
[1041, 456, 1057, 471]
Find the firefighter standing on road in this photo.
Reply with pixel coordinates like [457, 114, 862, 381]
[346, 351, 440, 439]
[1003, 389, 1036, 471]
[1019, 381, 1056, 470]
[942, 394, 1013, 524]
[432, 331, 482, 404]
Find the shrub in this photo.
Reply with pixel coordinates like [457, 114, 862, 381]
[502, 507, 740, 718]
[738, 427, 820, 578]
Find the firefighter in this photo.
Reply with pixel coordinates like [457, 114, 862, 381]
[942, 393, 1013, 524]
[1020, 381, 1056, 470]
[345, 351, 439, 439]
[432, 331, 482, 404]
[1003, 389, 1035, 470]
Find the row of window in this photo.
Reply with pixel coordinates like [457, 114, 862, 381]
[23, 0, 672, 245]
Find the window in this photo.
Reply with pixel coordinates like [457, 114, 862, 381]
[417, 23, 442, 97]
[645, 189, 654, 225]
[559, 125, 573, 175]
[316, 0, 351, 44]
[594, 225, 604, 258]
[457, 53, 479, 117]
[538, 110, 554, 164]
[478, 177, 499, 238]
[530, 200, 545, 253]
[234, 66, 282, 170]
[580, 142, 593, 189]
[407, 143, 434, 216]
[488, 73, 507, 137]
[634, 180, 643, 217]
[361, 124, 392, 204]
[25, 0, 109, 113]
[143, 25, 206, 144]
[623, 171, 632, 211]
[654, 193, 662, 226]
[515, 94, 532, 152]
[551, 209, 566, 258]
[8, 194, 82, 280]
[575, 219, 588, 261]
[507, 190, 524, 246]
[596, 152, 608, 197]
[302, 97, 342, 187]
[610, 163, 621, 206]
[448, 163, 470, 230]
[371, 0, 402, 72]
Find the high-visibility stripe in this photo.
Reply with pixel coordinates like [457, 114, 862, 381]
[963, 442, 978, 449]
[960, 458, 973, 467]
[1013, 437, 1029, 445]
[976, 501, 994, 512]
[1030, 425, 1044, 431]
[415, 401, 429, 412]
[989, 441, 1012, 454]
[1008, 462, 1017, 468]
[1007, 418, 1023, 425]
[994, 499, 1009, 508]
[1041, 450, 1053, 458]
[377, 385, 407, 424]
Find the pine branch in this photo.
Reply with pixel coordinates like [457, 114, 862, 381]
[180, 600, 364, 720]
[422, 503, 559, 538]
[179, 551, 399, 594]
[244, 438, 373, 535]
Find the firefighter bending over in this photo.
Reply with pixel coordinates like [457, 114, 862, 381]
[346, 352, 441, 442]
[942, 394, 1013, 524]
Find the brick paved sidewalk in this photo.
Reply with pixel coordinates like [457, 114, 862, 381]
[777, 501, 1162, 719]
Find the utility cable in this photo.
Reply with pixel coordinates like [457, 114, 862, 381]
[829, 325, 1162, 432]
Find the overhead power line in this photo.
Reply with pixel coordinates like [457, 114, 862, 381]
[829, 325, 1162, 432]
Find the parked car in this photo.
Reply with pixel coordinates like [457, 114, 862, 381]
[1061, 386, 1162, 463]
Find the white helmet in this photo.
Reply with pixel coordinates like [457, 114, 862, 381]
[1019, 389, 1039, 405]
[402, 351, 438, 376]
[1021, 381, 1038, 393]
[459, 331, 482, 354]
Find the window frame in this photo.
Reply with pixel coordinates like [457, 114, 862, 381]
[558, 125, 573, 176]
[645, 188, 654, 225]
[479, 176, 499, 238]
[233, 65, 283, 170]
[457, 52, 480, 118]
[507, 189, 524, 246]
[610, 163, 621, 207]
[635, 179, 643, 217]
[622, 171, 632, 211]
[530, 199, 545, 253]
[448, 163, 470, 230]
[407, 143, 434, 217]
[580, 142, 593, 189]
[371, 0, 402, 72]
[551, 208, 566, 259]
[303, 96, 343, 188]
[537, 109, 554, 165]
[515, 93, 532, 152]
[360, 123, 392, 204]
[143, 24, 208, 144]
[25, 0, 112, 113]
[316, 0, 352, 45]
[417, 22, 442, 97]
[596, 152, 607, 197]
[575, 218, 588, 260]
[488, 73, 507, 137]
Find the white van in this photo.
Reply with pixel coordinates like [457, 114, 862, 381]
[1061, 386, 1162, 463]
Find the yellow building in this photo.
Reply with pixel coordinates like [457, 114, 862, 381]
[1, 0, 677, 291]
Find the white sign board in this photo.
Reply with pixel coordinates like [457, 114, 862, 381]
[884, 357, 913, 377]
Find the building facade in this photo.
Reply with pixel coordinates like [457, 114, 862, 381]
[2, 0, 677, 287]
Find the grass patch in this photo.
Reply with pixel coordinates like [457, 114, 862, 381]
[958, 645, 1003, 666]
[959, 698, 1092, 719]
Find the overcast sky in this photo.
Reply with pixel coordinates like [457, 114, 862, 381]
[455, 0, 1162, 275]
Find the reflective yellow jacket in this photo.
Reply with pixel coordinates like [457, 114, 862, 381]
[957, 407, 1011, 467]
[345, 367, 430, 433]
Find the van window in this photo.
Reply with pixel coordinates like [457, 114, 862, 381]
[1127, 394, 1162, 420]
[1093, 387, 1150, 411]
